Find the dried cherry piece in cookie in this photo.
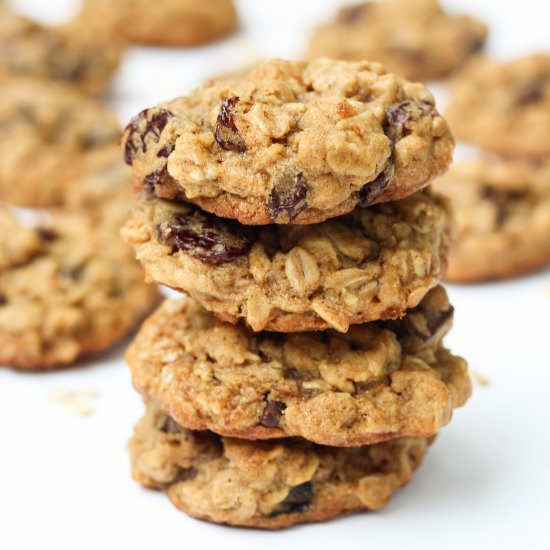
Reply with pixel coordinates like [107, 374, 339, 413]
[157, 209, 256, 265]
[386, 100, 435, 139]
[259, 400, 286, 428]
[269, 482, 314, 517]
[124, 108, 174, 165]
[358, 162, 395, 207]
[268, 172, 308, 222]
[214, 96, 246, 153]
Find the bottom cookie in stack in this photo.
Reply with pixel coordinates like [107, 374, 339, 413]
[126, 287, 471, 528]
[129, 403, 432, 529]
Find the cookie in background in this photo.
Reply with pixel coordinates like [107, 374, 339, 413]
[434, 157, 550, 282]
[78, 0, 238, 47]
[0, 207, 160, 371]
[0, 8, 121, 96]
[446, 54, 550, 158]
[309, 0, 487, 81]
[0, 78, 120, 207]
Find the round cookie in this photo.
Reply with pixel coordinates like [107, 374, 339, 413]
[309, 0, 487, 82]
[79, 0, 238, 47]
[122, 58, 454, 225]
[65, 145, 135, 228]
[0, 10, 120, 96]
[126, 287, 471, 446]
[445, 54, 550, 158]
[0, 208, 161, 370]
[129, 403, 431, 529]
[434, 157, 550, 282]
[121, 188, 452, 332]
[0, 78, 120, 207]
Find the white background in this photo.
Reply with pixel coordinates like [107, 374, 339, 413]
[1, 1, 550, 549]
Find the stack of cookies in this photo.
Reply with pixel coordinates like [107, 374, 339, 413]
[436, 54, 550, 282]
[121, 58, 471, 528]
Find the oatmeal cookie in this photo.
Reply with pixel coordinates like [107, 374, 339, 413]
[445, 54, 550, 158]
[121, 189, 452, 332]
[129, 403, 431, 529]
[434, 157, 550, 282]
[0, 208, 160, 370]
[122, 58, 454, 225]
[0, 11, 120, 96]
[65, 146, 135, 229]
[126, 287, 470, 446]
[0, 78, 120, 207]
[309, 0, 487, 81]
[79, 0, 238, 47]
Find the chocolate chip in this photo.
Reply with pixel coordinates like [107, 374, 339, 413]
[270, 482, 314, 517]
[386, 100, 435, 139]
[259, 400, 286, 428]
[358, 161, 395, 207]
[284, 368, 313, 382]
[268, 172, 308, 222]
[157, 209, 256, 265]
[160, 416, 183, 434]
[123, 108, 174, 165]
[157, 144, 173, 158]
[214, 97, 246, 153]
[0, 294, 6, 306]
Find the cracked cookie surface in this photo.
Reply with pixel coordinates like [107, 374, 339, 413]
[0, 207, 160, 370]
[0, 78, 120, 207]
[122, 189, 452, 332]
[129, 403, 430, 529]
[122, 58, 453, 225]
[0, 10, 120, 95]
[446, 54, 550, 158]
[126, 287, 470, 446]
[309, 0, 487, 81]
[434, 157, 550, 282]
[79, 0, 238, 46]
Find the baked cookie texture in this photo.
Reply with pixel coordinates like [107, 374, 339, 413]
[127, 287, 470, 446]
[0, 208, 161, 370]
[0, 10, 120, 96]
[445, 54, 550, 158]
[309, 0, 487, 82]
[129, 403, 431, 529]
[121, 189, 452, 332]
[434, 157, 550, 282]
[79, 0, 238, 46]
[122, 58, 454, 225]
[0, 78, 121, 207]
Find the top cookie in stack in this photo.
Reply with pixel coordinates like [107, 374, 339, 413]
[122, 58, 454, 333]
[123, 58, 453, 225]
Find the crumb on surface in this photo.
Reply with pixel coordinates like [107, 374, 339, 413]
[470, 371, 490, 387]
[49, 388, 98, 416]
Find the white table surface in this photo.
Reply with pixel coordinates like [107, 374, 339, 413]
[1, 1, 550, 549]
